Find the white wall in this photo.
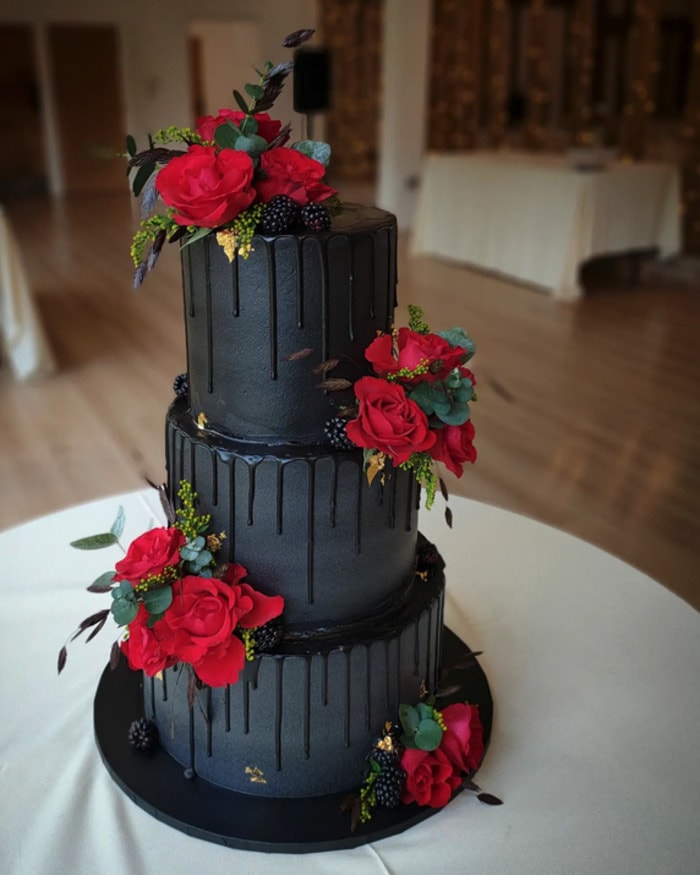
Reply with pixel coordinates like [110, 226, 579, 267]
[376, 0, 431, 230]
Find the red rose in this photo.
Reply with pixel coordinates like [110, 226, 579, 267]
[195, 110, 284, 145]
[120, 605, 177, 676]
[430, 420, 477, 478]
[114, 526, 185, 583]
[223, 563, 285, 629]
[439, 703, 485, 776]
[400, 747, 462, 808]
[156, 144, 255, 227]
[346, 376, 436, 465]
[255, 147, 336, 205]
[366, 328, 467, 384]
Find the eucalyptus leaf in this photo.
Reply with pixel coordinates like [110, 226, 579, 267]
[415, 702, 434, 721]
[111, 597, 139, 626]
[235, 134, 268, 159]
[181, 226, 213, 249]
[414, 718, 443, 751]
[70, 532, 118, 550]
[132, 161, 156, 197]
[244, 83, 264, 100]
[142, 586, 173, 615]
[399, 703, 420, 735]
[110, 506, 126, 539]
[239, 115, 259, 136]
[292, 140, 331, 167]
[114, 579, 135, 599]
[436, 327, 475, 361]
[233, 89, 250, 114]
[214, 121, 241, 150]
[87, 571, 117, 593]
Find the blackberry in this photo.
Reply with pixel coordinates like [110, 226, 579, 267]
[324, 416, 355, 451]
[371, 747, 400, 769]
[254, 618, 284, 652]
[300, 203, 331, 232]
[374, 763, 406, 808]
[128, 718, 159, 751]
[173, 372, 188, 398]
[258, 195, 299, 234]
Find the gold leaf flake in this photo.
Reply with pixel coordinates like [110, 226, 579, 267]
[196, 412, 208, 429]
[245, 766, 267, 784]
[155, 670, 164, 682]
[216, 230, 238, 263]
[366, 452, 386, 487]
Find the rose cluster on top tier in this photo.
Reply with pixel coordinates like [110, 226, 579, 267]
[156, 110, 336, 229]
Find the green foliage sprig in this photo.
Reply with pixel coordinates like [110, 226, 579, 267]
[400, 452, 438, 509]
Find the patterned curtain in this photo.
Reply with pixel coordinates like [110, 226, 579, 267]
[619, 0, 662, 161]
[682, 1, 700, 253]
[319, 0, 383, 181]
[427, 0, 485, 150]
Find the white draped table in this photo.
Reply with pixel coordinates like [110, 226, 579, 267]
[411, 151, 681, 300]
[2, 490, 699, 874]
[0, 205, 55, 380]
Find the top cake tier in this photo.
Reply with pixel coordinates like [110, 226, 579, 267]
[182, 204, 397, 445]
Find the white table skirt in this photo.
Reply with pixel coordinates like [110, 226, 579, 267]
[2, 490, 699, 874]
[0, 205, 55, 381]
[411, 151, 681, 300]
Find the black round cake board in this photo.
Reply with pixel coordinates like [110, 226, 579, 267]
[94, 627, 493, 853]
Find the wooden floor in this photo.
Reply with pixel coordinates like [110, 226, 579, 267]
[1, 192, 699, 609]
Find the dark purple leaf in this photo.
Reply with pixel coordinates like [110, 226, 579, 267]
[87, 583, 114, 594]
[57, 646, 67, 675]
[463, 778, 481, 792]
[133, 261, 148, 288]
[282, 28, 315, 48]
[454, 650, 483, 670]
[316, 378, 352, 391]
[439, 477, 449, 502]
[434, 683, 461, 699]
[445, 506, 453, 528]
[477, 792, 503, 806]
[350, 797, 362, 832]
[71, 609, 110, 640]
[267, 122, 292, 150]
[147, 479, 176, 525]
[147, 229, 167, 271]
[86, 614, 109, 642]
[312, 358, 339, 375]
[284, 348, 314, 362]
[109, 640, 121, 670]
[127, 147, 184, 170]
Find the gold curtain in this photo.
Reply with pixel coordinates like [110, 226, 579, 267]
[486, 0, 509, 148]
[682, 3, 700, 253]
[318, 0, 383, 181]
[567, 0, 597, 146]
[523, 0, 551, 150]
[427, 0, 485, 151]
[619, 0, 661, 161]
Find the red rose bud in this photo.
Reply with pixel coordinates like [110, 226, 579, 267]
[366, 328, 467, 384]
[120, 605, 178, 676]
[438, 702, 485, 775]
[400, 747, 462, 808]
[156, 144, 255, 227]
[195, 109, 285, 145]
[345, 376, 436, 466]
[255, 147, 337, 205]
[113, 526, 186, 583]
[430, 420, 477, 478]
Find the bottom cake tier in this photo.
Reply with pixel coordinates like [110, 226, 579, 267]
[94, 627, 493, 853]
[145, 547, 445, 798]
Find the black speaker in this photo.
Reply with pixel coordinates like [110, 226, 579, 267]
[293, 48, 331, 114]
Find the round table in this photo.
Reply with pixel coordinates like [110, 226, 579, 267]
[2, 490, 699, 874]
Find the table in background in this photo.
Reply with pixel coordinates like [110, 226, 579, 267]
[411, 151, 681, 300]
[0, 204, 55, 380]
[2, 490, 699, 874]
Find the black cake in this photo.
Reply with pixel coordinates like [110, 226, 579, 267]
[154, 205, 446, 797]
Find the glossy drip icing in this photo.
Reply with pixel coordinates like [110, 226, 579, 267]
[247, 462, 257, 526]
[329, 459, 338, 528]
[321, 652, 329, 706]
[211, 452, 218, 506]
[306, 461, 315, 604]
[225, 684, 231, 732]
[275, 659, 283, 770]
[231, 251, 239, 316]
[303, 658, 311, 759]
[294, 242, 303, 329]
[267, 243, 278, 380]
[205, 246, 213, 393]
[343, 649, 351, 748]
[205, 687, 212, 756]
[276, 463, 284, 534]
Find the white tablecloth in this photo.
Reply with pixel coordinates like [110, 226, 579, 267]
[411, 151, 681, 300]
[0, 205, 55, 381]
[2, 490, 699, 874]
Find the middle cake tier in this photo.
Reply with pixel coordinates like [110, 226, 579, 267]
[167, 398, 420, 631]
